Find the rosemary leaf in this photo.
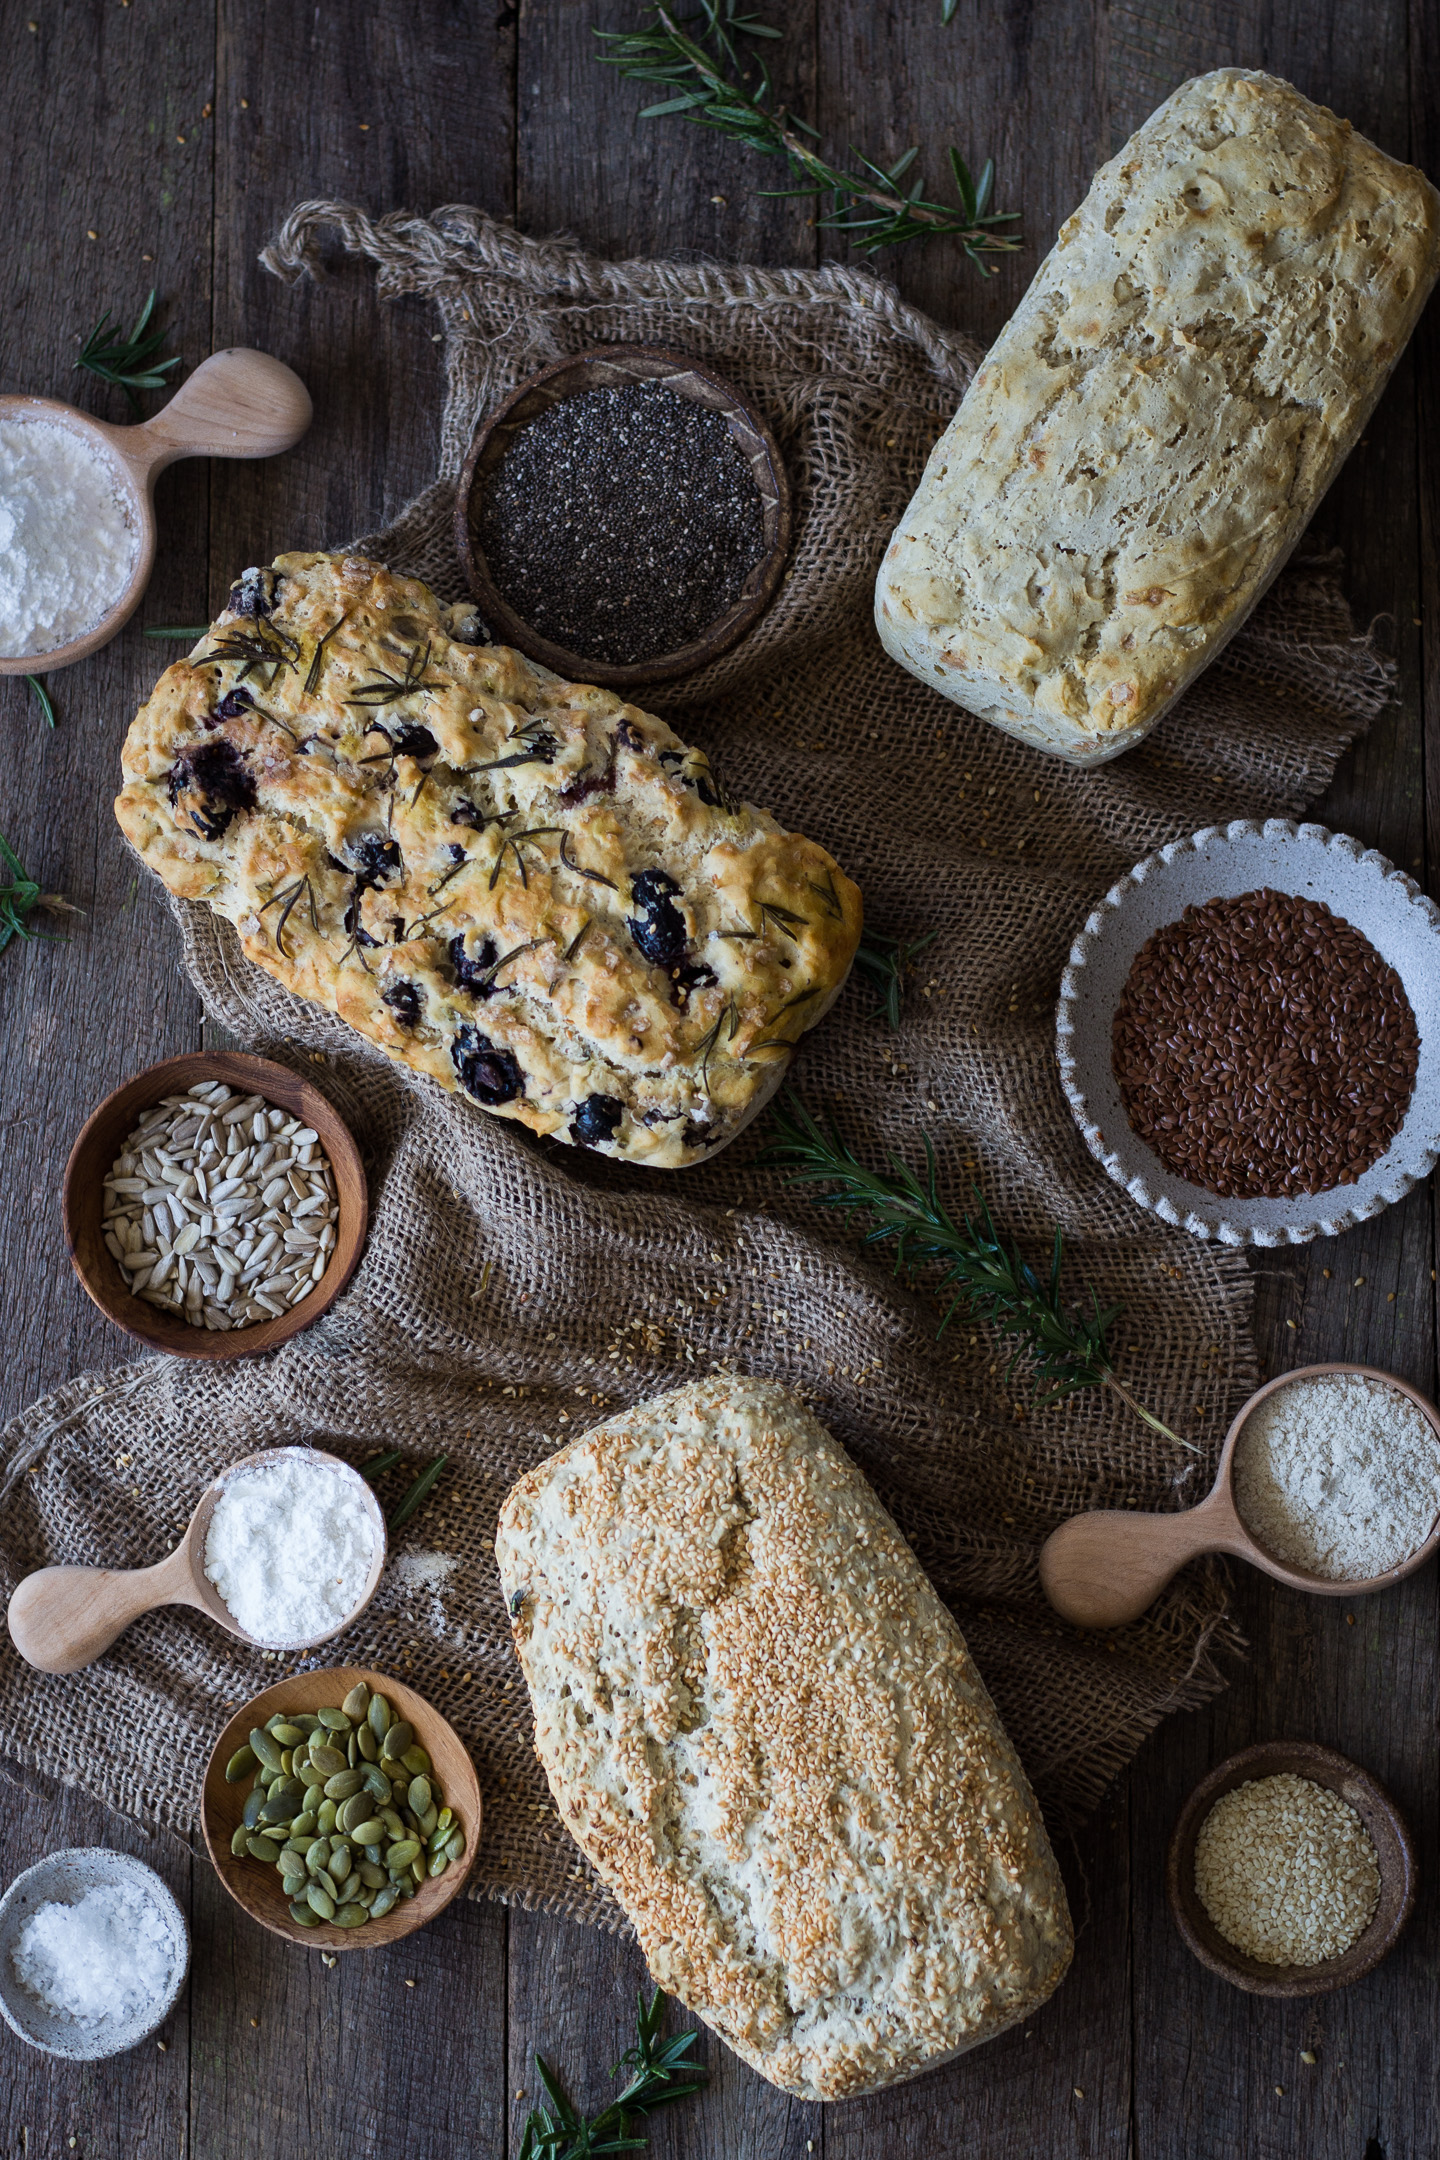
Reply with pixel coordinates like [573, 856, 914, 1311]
[74, 288, 183, 412]
[25, 675, 56, 729]
[596, 3, 1020, 264]
[761, 1090, 1191, 1448]
[517, 1987, 708, 2160]
[853, 927, 938, 1030]
[0, 832, 79, 957]
[358, 1448, 404, 1482]
[389, 1453, 450, 1532]
[143, 625, 210, 640]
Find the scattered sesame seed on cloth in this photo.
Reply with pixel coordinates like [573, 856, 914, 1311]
[1195, 1773, 1380, 1965]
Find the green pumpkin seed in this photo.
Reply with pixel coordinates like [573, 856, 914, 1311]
[368, 1693, 393, 1741]
[259, 1794, 294, 1828]
[315, 1867, 342, 1903]
[347, 1733, 359, 1768]
[381, 1807, 405, 1838]
[271, 1722, 306, 1746]
[436, 1806, 454, 1835]
[324, 1769, 364, 1801]
[250, 1727, 284, 1772]
[410, 1856, 425, 1885]
[380, 1720, 414, 1762]
[293, 1711, 322, 1733]
[246, 1834, 282, 1864]
[427, 1852, 449, 1879]
[317, 1800, 338, 1834]
[361, 1843, 383, 1866]
[417, 1805, 438, 1839]
[225, 1744, 258, 1783]
[242, 1789, 265, 1830]
[444, 1828, 465, 1863]
[401, 1746, 432, 1778]
[289, 1900, 321, 1928]
[362, 1764, 391, 1801]
[357, 1860, 387, 1889]
[350, 1819, 386, 1849]
[317, 1706, 352, 1733]
[343, 1681, 371, 1721]
[305, 1882, 336, 1921]
[264, 1713, 290, 1735]
[406, 1775, 432, 1816]
[336, 1793, 369, 1834]
[279, 1851, 307, 1883]
[328, 1846, 353, 1883]
[257, 1765, 279, 1790]
[230, 1823, 250, 1858]
[305, 1837, 331, 1872]
[333, 1903, 367, 1928]
[291, 1810, 318, 1839]
[284, 1836, 312, 1855]
[356, 1722, 379, 1762]
[297, 1760, 325, 1790]
[279, 1749, 294, 1777]
[370, 1883, 401, 1919]
[386, 1838, 421, 1870]
[307, 1742, 347, 1777]
[354, 1883, 377, 1908]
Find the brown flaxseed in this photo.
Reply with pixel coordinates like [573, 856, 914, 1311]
[1112, 889, 1418, 1198]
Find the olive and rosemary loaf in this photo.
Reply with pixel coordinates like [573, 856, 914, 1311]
[496, 1378, 1073, 2100]
[876, 69, 1440, 764]
[115, 553, 861, 1167]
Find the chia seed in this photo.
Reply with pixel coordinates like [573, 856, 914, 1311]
[477, 380, 768, 667]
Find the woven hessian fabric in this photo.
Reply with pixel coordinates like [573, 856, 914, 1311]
[0, 204, 1397, 1929]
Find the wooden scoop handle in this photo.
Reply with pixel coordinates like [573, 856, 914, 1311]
[6, 1547, 200, 1674]
[118, 349, 312, 479]
[1039, 1492, 1242, 1629]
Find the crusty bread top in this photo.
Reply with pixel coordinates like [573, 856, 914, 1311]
[876, 70, 1440, 759]
[495, 1379, 1072, 2100]
[115, 554, 860, 1168]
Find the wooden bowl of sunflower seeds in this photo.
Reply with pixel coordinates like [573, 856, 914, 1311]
[200, 1668, 481, 1951]
[62, 1050, 367, 1360]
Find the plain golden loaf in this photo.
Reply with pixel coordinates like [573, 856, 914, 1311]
[875, 70, 1440, 763]
[495, 1379, 1072, 2100]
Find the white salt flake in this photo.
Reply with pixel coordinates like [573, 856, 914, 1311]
[0, 419, 138, 657]
[1233, 1373, 1440, 1580]
[204, 1448, 377, 1647]
[12, 1883, 175, 2028]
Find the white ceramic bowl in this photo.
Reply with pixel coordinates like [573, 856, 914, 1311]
[0, 1848, 188, 2059]
[1056, 819, 1440, 1246]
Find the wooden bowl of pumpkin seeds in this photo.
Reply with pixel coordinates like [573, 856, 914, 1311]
[200, 1668, 481, 1950]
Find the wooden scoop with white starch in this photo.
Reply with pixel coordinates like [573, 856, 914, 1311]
[1039, 1363, 1440, 1629]
[6, 1447, 384, 1674]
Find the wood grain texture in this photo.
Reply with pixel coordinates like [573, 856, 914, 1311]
[1, 0, 1438, 2152]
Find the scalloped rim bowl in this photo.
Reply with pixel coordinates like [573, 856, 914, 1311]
[1056, 820, 1440, 1246]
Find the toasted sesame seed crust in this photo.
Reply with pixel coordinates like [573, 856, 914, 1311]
[495, 1377, 1073, 2099]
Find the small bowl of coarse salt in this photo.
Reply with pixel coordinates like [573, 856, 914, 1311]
[0, 1848, 188, 2058]
[0, 351, 310, 671]
[1166, 1739, 1415, 1996]
[8, 1445, 386, 1676]
[62, 1050, 367, 1361]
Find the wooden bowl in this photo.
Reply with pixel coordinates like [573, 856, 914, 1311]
[453, 342, 792, 690]
[0, 353, 310, 672]
[201, 1668, 480, 1952]
[62, 1051, 367, 1361]
[1166, 1740, 1416, 1997]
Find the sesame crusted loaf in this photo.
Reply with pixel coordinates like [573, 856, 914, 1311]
[876, 70, 1440, 764]
[495, 1379, 1072, 2099]
[115, 554, 861, 1167]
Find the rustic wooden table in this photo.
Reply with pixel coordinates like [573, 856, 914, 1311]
[3, 4, 1436, 2155]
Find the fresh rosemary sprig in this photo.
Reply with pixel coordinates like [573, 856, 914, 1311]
[0, 833, 78, 957]
[854, 927, 938, 1030]
[596, 2, 1020, 264]
[74, 289, 182, 412]
[518, 1987, 708, 2160]
[761, 1091, 1191, 1448]
[389, 1454, 450, 1532]
[25, 675, 56, 729]
[144, 625, 210, 641]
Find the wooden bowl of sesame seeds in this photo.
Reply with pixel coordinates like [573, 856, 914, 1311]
[62, 1051, 367, 1361]
[1166, 1739, 1416, 1997]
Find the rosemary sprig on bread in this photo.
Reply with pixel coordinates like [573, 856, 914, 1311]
[763, 1091, 1192, 1447]
[596, 2, 1020, 264]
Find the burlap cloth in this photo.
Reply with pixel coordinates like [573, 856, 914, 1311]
[0, 205, 1395, 1927]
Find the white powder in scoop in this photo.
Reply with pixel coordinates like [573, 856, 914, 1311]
[12, 1882, 175, 2028]
[1233, 1372, 1440, 1580]
[0, 417, 138, 658]
[204, 1449, 378, 1647]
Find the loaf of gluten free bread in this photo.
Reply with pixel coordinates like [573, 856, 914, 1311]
[875, 70, 1440, 764]
[115, 554, 861, 1168]
[495, 1378, 1072, 2100]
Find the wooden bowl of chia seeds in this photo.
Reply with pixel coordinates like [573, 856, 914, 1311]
[453, 343, 792, 690]
[1166, 1740, 1416, 1997]
[62, 1050, 367, 1361]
